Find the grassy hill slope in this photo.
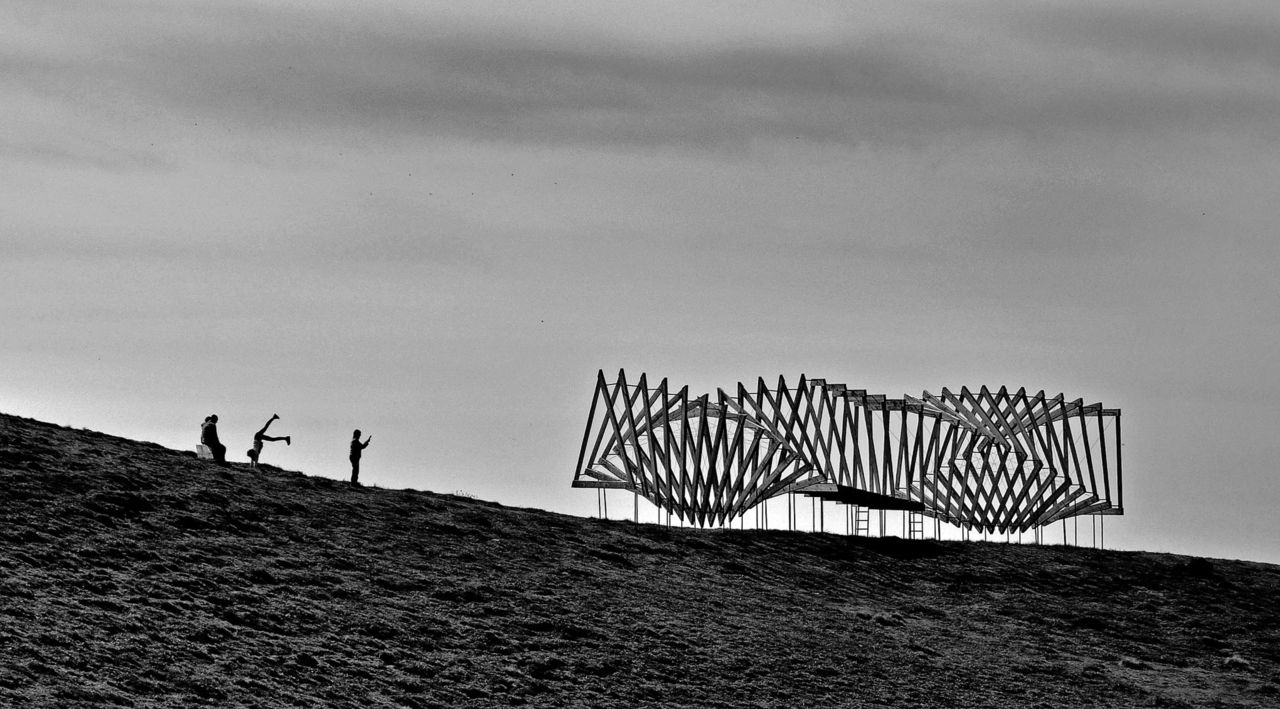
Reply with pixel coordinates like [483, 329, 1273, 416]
[1, 412, 1278, 708]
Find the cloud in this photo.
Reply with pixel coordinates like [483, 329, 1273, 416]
[113, 26, 966, 150]
[6, 1, 1277, 156]
[0, 135, 173, 172]
[989, 1, 1280, 71]
[2, 226, 197, 261]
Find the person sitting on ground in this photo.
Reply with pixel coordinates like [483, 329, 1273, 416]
[349, 429, 371, 485]
[200, 414, 227, 464]
[247, 413, 290, 469]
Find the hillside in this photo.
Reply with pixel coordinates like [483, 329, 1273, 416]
[1, 412, 1278, 708]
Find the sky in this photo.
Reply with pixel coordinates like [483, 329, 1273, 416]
[3, 0, 1279, 564]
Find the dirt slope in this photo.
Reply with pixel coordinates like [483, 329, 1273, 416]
[1, 412, 1277, 708]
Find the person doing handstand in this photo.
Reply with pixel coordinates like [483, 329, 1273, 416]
[248, 414, 290, 469]
[349, 429, 371, 485]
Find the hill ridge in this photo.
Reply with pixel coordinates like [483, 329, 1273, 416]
[2, 412, 1278, 708]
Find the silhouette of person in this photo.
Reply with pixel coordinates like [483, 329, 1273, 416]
[248, 414, 291, 469]
[200, 414, 226, 463]
[349, 429, 371, 485]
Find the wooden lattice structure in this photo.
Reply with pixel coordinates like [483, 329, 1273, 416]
[572, 369, 1123, 533]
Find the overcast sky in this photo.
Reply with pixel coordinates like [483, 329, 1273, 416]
[4, 0, 1279, 564]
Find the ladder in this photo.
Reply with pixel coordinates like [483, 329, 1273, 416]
[853, 506, 871, 536]
[907, 511, 925, 540]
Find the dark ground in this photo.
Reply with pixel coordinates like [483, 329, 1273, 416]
[1, 412, 1278, 708]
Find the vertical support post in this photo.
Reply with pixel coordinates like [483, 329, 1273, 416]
[634, 491, 639, 524]
[1115, 414, 1123, 510]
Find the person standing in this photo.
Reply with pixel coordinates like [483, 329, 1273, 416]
[349, 429, 371, 485]
[248, 414, 291, 469]
[201, 414, 227, 464]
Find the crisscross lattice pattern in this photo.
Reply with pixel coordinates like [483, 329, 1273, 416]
[572, 370, 1122, 533]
